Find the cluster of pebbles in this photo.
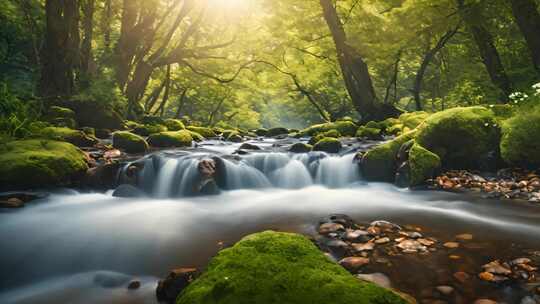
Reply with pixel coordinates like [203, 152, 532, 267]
[429, 169, 540, 203]
[315, 214, 540, 303]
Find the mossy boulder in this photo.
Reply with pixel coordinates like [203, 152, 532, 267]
[112, 131, 148, 154]
[44, 106, 77, 128]
[133, 124, 168, 136]
[0, 140, 89, 190]
[187, 126, 217, 138]
[361, 131, 417, 182]
[255, 128, 269, 136]
[500, 106, 540, 168]
[177, 231, 408, 304]
[300, 121, 358, 137]
[415, 107, 499, 169]
[38, 127, 98, 147]
[142, 115, 166, 126]
[309, 129, 341, 145]
[407, 143, 441, 186]
[223, 130, 243, 142]
[267, 127, 289, 137]
[64, 100, 124, 130]
[356, 126, 382, 140]
[188, 131, 205, 142]
[313, 137, 342, 153]
[148, 131, 193, 148]
[289, 142, 313, 153]
[490, 104, 515, 121]
[82, 127, 95, 137]
[399, 112, 429, 129]
[164, 119, 186, 131]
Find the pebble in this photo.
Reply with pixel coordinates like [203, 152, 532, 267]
[449, 255, 461, 260]
[127, 280, 141, 290]
[319, 223, 345, 235]
[418, 238, 435, 246]
[435, 285, 454, 296]
[474, 300, 497, 304]
[443, 242, 460, 249]
[344, 229, 371, 242]
[453, 271, 470, 283]
[356, 273, 392, 288]
[397, 240, 427, 253]
[456, 233, 473, 241]
[339, 257, 370, 272]
[375, 237, 390, 244]
[479, 272, 495, 282]
[482, 260, 512, 275]
[352, 242, 375, 252]
[0, 197, 25, 208]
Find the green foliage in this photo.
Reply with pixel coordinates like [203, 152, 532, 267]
[177, 231, 407, 304]
[0, 139, 88, 189]
[500, 105, 540, 168]
[112, 131, 149, 154]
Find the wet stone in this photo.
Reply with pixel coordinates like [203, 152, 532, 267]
[375, 237, 390, 244]
[453, 271, 470, 283]
[339, 257, 370, 272]
[435, 285, 454, 296]
[456, 233, 473, 241]
[318, 223, 345, 235]
[443, 242, 460, 249]
[397, 239, 427, 253]
[127, 280, 141, 290]
[352, 242, 375, 252]
[356, 273, 392, 288]
[343, 229, 371, 243]
[482, 260, 512, 275]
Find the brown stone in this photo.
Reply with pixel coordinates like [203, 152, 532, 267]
[453, 271, 470, 283]
[319, 223, 345, 235]
[482, 260, 512, 275]
[339, 257, 370, 272]
[0, 197, 24, 208]
[479, 272, 495, 282]
[474, 299, 497, 304]
[443, 242, 459, 249]
[352, 242, 375, 252]
[455, 234, 473, 241]
[156, 268, 198, 304]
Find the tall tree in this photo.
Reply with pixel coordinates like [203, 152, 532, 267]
[507, 0, 540, 75]
[39, 0, 80, 98]
[319, 0, 400, 121]
[456, 0, 512, 102]
[80, 0, 95, 88]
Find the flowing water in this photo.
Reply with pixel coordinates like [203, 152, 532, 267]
[1, 139, 539, 303]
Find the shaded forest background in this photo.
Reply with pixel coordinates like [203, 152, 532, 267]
[1, 0, 540, 133]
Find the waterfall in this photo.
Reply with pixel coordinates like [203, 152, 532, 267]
[117, 151, 361, 197]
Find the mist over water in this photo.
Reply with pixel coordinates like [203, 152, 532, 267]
[2, 145, 540, 303]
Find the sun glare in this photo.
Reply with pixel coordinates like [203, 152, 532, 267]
[209, 0, 248, 11]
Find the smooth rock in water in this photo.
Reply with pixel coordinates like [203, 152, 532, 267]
[156, 268, 199, 304]
[0, 197, 24, 208]
[339, 257, 370, 272]
[375, 237, 391, 244]
[238, 143, 261, 150]
[443, 242, 460, 249]
[352, 242, 375, 252]
[319, 223, 345, 235]
[436, 285, 454, 296]
[456, 233, 473, 241]
[357, 273, 392, 289]
[453, 272, 470, 283]
[127, 280, 141, 290]
[112, 184, 146, 198]
[371, 220, 402, 231]
[397, 240, 427, 253]
[418, 238, 435, 246]
[482, 260, 512, 275]
[344, 229, 371, 243]
[474, 299, 497, 304]
[198, 159, 216, 178]
[289, 142, 312, 153]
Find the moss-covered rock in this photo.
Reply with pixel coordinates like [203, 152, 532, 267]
[0, 140, 89, 189]
[187, 126, 217, 138]
[300, 121, 358, 137]
[500, 106, 540, 168]
[142, 115, 166, 126]
[289, 142, 313, 153]
[361, 131, 417, 182]
[399, 112, 429, 130]
[148, 131, 193, 148]
[309, 129, 341, 145]
[44, 106, 77, 128]
[223, 130, 243, 142]
[408, 143, 441, 186]
[82, 127, 95, 137]
[164, 119, 186, 131]
[65, 100, 125, 130]
[313, 137, 342, 153]
[112, 131, 148, 154]
[267, 127, 289, 137]
[38, 127, 98, 147]
[489, 104, 515, 121]
[177, 231, 408, 304]
[415, 107, 499, 169]
[255, 128, 269, 136]
[133, 124, 168, 136]
[356, 126, 383, 140]
[188, 131, 205, 142]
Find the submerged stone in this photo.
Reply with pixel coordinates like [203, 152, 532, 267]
[176, 231, 409, 304]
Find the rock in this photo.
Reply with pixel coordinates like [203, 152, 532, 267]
[0, 140, 89, 190]
[112, 131, 148, 154]
[375, 237, 391, 244]
[339, 257, 370, 272]
[417, 238, 435, 246]
[0, 197, 24, 208]
[397, 240, 427, 253]
[500, 105, 540, 168]
[239, 143, 261, 151]
[313, 137, 342, 153]
[44, 106, 77, 128]
[474, 299, 497, 304]
[455, 234, 473, 241]
[255, 128, 268, 136]
[443, 242, 460, 249]
[435, 286, 454, 296]
[453, 272, 470, 283]
[308, 129, 341, 145]
[482, 260, 512, 275]
[148, 131, 193, 148]
[289, 142, 313, 153]
[352, 242, 376, 252]
[83, 162, 122, 190]
[356, 273, 392, 289]
[267, 127, 289, 137]
[298, 121, 358, 137]
[38, 127, 99, 147]
[156, 268, 199, 304]
[344, 230, 371, 243]
[318, 223, 345, 235]
[407, 143, 441, 186]
[112, 184, 146, 198]
[127, 280, 141, 290]
[95, 129, 112, 139]
[176, 231, 409, 304]
[186, 126, 217, 138]
[198, 159, 216, 179]
[164, 119, 185, 131]
[356, 126, 383, 140]
[133, 124, 168, 136]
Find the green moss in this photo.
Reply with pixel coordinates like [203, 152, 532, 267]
[223, 130, 243, 142]
[187, 126, 217, 138]
[188, 131, 205, 142]
[398, 112, 429, 129]
[37, 127, 98, 147]
[408, 143, 441, 186]
[177, 231, 407, 304]
[289, 142, 313, 153]
[125, 120, 142, 129]
[164, 119, 186, 131]
[415, 107, 499, 169]
[500, 106, 540, 168]
[489, 104, 514, 121]
[44, 106, 77, 128]
[299, 121, 358, 137]
[362, 131, 417, 181]
[0, 140, 89, 189]
[386, 124, 404, 136]
[148, 131, 193, 148]
[112, 131, 148, 153]
[356, 126, 382, 140]
[82, 127, 95, 137]
[309, 129, 341, 145]
[133, 124, 168, 136]
[142, 115, 166, 125]
[313, 137, 342, 153]
[267, 127, 289, 137]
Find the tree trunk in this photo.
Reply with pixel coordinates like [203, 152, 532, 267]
[102, 0, 112, 51]
[384, 51, 401, 104]
[175, 88, 189, 119]
[81, 0, 95, 88]
[39, 0, 80, 99]
[153, 65, 172, 117]
[412, 27, 459, 110]
[319, 0, 400, 121]
[457, 0, 512, 102]
[508, 0, 540, 75]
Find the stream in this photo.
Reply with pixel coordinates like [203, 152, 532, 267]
[1, 139, 539, 303]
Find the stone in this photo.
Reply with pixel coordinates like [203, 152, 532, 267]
[156, 268, 199, 304]
[148, 131, 193, 148]
[435, 286, 454, 296]
[397, 240, 427, 253]
[473, 299, 497, 304]
[375, 237, 391, 244]
[455, 233, 473, 241]
[443, 242, 460, 249]
[352, 242, 376, 252]
[313, 137, 342, 154]
[356, 273, 392, 289]
[318, 223, 345, 235]
[344, 229, 371, 243]
[479, 272, 495, 282]
[339, 257, 370, 272]
[482, 260, 512, 275]
[0, 197, 24, 208]
[453, 272, 470, 283]
[289, 142, 313, 153]
[238, 143, 261, 150]
[112, 131, 149, 154]
[127, 280, 141, 290]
